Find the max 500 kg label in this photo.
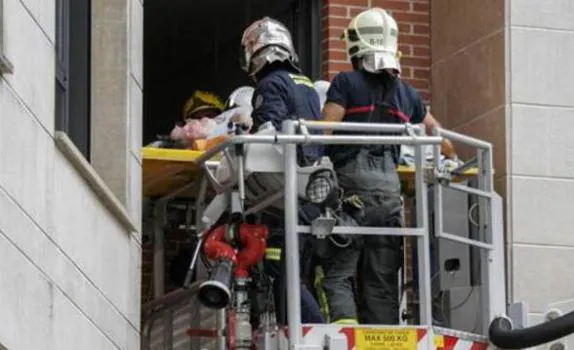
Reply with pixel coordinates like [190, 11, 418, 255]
[355, 328, 417, 350]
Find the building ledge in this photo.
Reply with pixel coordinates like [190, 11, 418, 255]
[55, 131, 138, 233]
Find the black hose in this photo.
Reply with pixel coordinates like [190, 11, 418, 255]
[489, 311, 574, 349]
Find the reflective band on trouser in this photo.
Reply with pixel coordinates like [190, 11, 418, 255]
[313, 265, 330, 323]
[265, 248, 281, 261]
[333, 318, 359, 325]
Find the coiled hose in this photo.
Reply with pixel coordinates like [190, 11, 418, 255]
[489, 311, 574, 349]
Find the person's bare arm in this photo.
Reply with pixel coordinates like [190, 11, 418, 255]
[421, 110, 439, 132]
[422, 111, 456, 158]
[321, 102, 346, 135]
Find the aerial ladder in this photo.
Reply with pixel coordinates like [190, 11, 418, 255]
[141, 119, 574, 350]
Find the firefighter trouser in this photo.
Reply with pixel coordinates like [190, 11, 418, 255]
[262, 203, 325, 324]
[264, 243, 325, 324]
[320, 149, 403, 325]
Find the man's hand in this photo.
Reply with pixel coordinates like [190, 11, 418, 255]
[422, 111, 456, 158]
[441, 138, 456, 159]
[231, 110, 253, 132]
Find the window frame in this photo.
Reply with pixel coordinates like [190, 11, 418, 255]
[293, 0, 322, 81]
[55, 0, 92, 160]
[274, 0, 323, 81]
[52, 0, 137, 232]
[0, 0, 14, 74]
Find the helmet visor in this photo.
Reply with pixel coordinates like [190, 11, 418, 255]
[361, 51, 401, 73]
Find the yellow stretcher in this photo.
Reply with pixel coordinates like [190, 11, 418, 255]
[142, 146, 479, 199]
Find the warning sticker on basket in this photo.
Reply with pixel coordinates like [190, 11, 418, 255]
[355, 328, 417, 350]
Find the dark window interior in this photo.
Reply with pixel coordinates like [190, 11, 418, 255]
[143, 0, 322, 145]
[55, 0, 91, 159]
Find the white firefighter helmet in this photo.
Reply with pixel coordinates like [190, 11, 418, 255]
[240, 17, 300, 77]
[341, 8, 401, 73]
[225, 86, 255, 110]
[313, 80, 330, 108]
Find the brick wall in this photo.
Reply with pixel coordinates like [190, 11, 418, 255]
[321, 0, 431, 102]
[141, 228, 192, 304]
[142, 244, 153, 304]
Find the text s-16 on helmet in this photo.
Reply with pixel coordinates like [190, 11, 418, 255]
[240, 17, 300, 77]
[341, 8, 402, 74]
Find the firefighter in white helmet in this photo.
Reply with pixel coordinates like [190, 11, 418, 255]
[205, 86, 256, 137]
[319, 8, 456, 325]
[239, 17, 325, 325]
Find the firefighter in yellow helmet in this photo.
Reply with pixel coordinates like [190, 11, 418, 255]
[169, 90, 225, 147]
[181, 90, 225, 121]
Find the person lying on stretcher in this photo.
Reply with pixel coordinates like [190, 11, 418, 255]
[168, 88, 254, 149]
[167, 79, 330, 151]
